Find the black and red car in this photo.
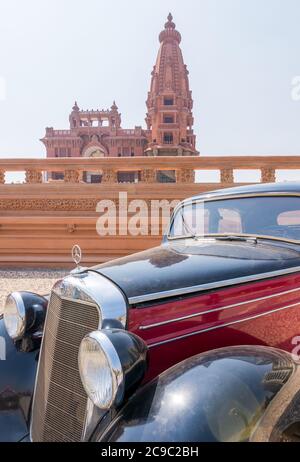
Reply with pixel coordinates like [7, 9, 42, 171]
[1, 182, 300, 442]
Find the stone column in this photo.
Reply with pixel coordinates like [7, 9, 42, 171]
[261, 168, 276, 183]
[220, 168, 234, 184]
[141, 169, 157, 183]
[64, 169, 80, 183]
[176, 169, 195, 183]
[25, 169, 42, 184]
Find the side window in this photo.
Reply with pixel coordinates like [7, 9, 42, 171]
[218, 208, 242, 233]
[277, 211, 300, 225]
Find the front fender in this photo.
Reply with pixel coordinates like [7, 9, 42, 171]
[0, 316, 39, 442]
[94, 346, 296, 442]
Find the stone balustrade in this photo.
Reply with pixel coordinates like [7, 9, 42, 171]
[0, 155, 297, 186]
[0, 155, 299, 267]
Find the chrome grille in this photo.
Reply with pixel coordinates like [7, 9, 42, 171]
[31, 291, 100, 442]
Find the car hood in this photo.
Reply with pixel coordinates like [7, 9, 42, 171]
[91, 240, 300, 304]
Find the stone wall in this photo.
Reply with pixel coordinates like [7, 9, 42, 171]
[0, 156, 296, 267]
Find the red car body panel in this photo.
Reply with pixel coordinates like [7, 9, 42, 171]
[129, 273, 300, 379]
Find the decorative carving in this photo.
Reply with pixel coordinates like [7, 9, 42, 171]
[221, 168, 234, 184]
[0, 199, 99, 211]
[102, 168, 118, 183]
[67, 224, 76, 233]
[0, 196, 185, 212]
[25, 169, 42, 184]
[176, 169, 195, 183]
[91, 135, 99, 143]
[0, 170, 5, 184]
[145, 15, 196, 157]
[261, 168, 276, 183]
[141, 169, 156, 183]
[64, 169, 80, 183]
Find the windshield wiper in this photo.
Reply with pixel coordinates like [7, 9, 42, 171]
[181, 213, 197, 239]
[213, 235, 258, 244]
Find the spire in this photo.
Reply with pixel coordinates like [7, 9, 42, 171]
[165, 13, 175, 29]
[111, 100, 118, 111]
[72, 101, 79, 112]
[159, 13, 181, 44]
[150, 14, 190, 97]
[145, 15, 197, 156]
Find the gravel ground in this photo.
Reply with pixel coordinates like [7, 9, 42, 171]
[0, 269, 68, 315]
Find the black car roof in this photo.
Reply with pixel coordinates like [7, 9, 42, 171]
[184, 181, 300, 203]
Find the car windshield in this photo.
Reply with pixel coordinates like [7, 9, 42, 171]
[169, 195, 300, 243]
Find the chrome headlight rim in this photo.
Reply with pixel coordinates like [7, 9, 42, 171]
[3, 291, 48, 341]
[78, 330, 125, 410]
[3, 292, 26, 340]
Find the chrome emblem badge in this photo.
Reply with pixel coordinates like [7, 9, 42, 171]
[72, 244, 82, 266]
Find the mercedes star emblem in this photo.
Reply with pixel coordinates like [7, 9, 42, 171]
[72, 244, 82, 266]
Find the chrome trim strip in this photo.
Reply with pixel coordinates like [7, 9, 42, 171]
[129, 265, 300, 305]
[139, 286, 300, 330]
[3, 292, 26, 340]
[53, 271, 128, 328]
[30, 290, 55, 442]
[167, 192, 300, 242]
[168, 232, 300, 245]
[182, 191, 300, 205]
[82, 398, 99, 442]
[148, 300, 300, 348]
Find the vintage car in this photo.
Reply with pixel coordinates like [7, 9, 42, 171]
[1, 181, 300, 442]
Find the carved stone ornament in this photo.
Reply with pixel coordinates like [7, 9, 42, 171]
[25, 169, 43, 184]
[0, 199, 99, 211]
[67, 224, 77, 233]
[176, 168, 195, 183]
[64, 170, 80, 183]
[102, 169, 118, 183]
[141, 169, 156, 183]
[220, 168, 234, 184]
[261, 168, 276, 183]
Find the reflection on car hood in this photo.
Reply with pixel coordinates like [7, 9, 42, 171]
[91, 240, 300, 303]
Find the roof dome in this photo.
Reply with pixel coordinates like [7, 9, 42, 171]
[159, 13, 181, 44]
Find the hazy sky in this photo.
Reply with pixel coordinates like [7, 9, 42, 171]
[0, 0, 300, 161]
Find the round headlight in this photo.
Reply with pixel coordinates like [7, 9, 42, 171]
[3, 291, 48, 341]
[79, 329, 148, 411]
[78, 331, 124, 410]
[3, 292, 26, 340]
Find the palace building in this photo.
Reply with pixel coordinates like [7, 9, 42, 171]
[41, 14, 198, 183]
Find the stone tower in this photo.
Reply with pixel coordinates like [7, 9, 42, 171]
[145, 13, 198, 156]
[42, 13, 198, 168]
